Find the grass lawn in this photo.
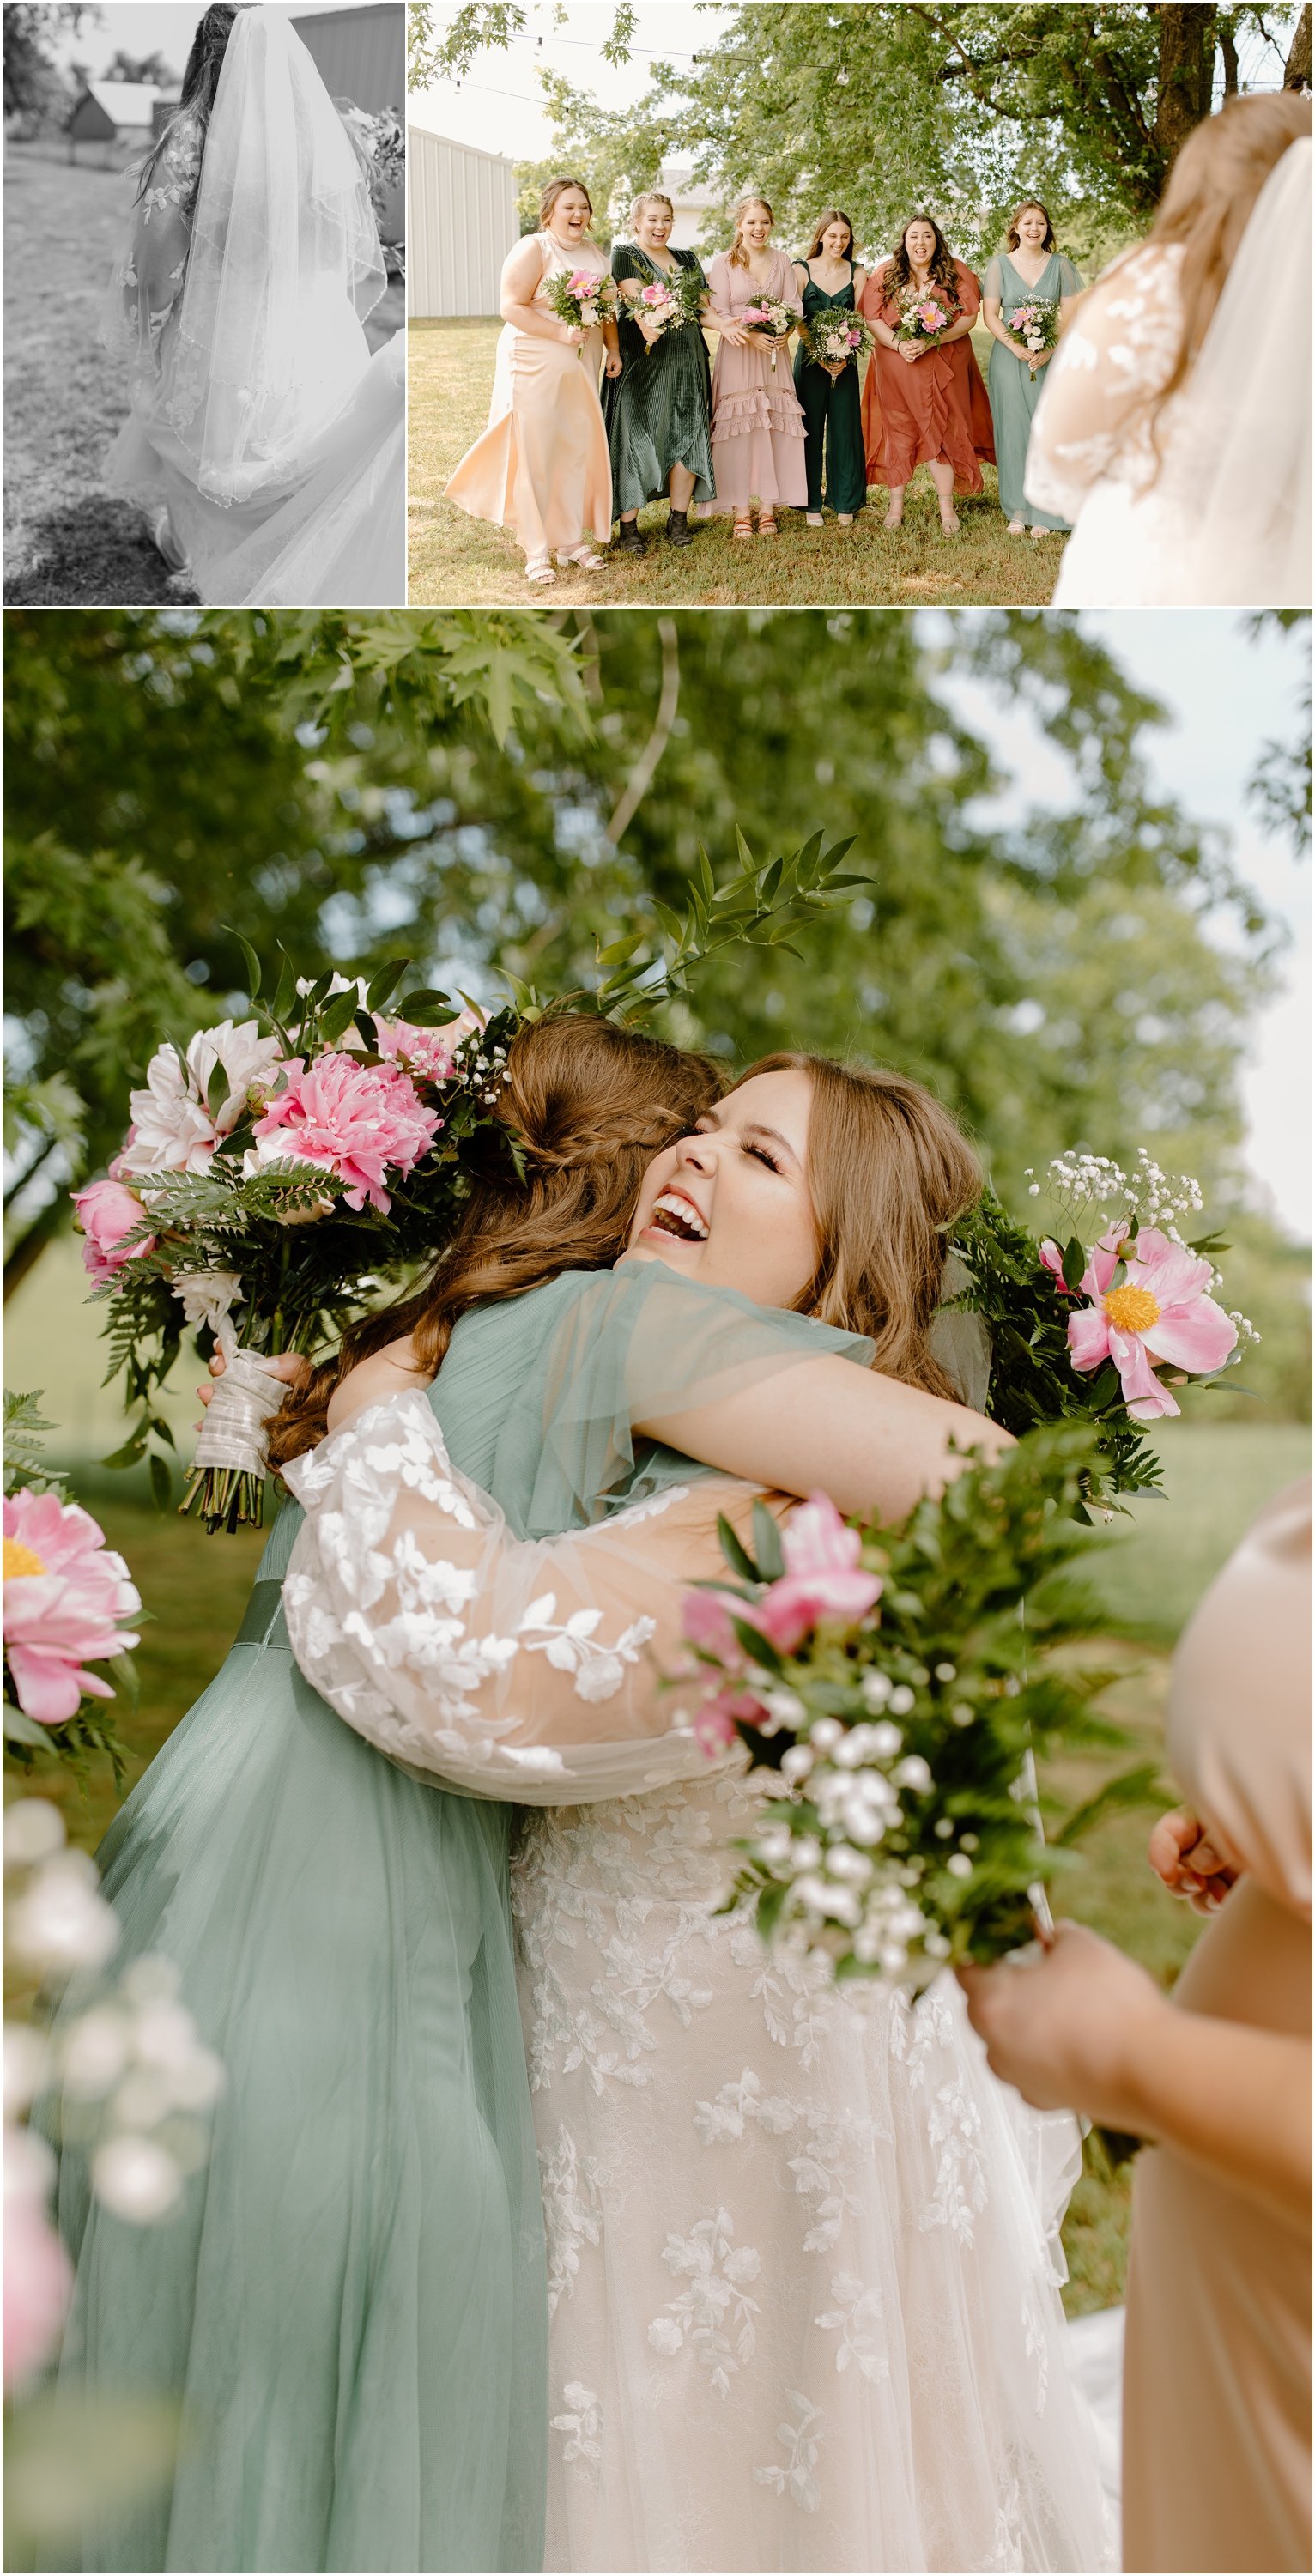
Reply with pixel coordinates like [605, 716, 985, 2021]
[3, 147, 403, 606]
[7, 1402, 1305, 2316]
[408, 318, 1063, 608]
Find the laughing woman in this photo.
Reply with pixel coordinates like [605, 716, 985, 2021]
[604, 193, 713, 556]
[859, 215, 995, 532]
[791, 209, 869, 526]
[981, 203, 1082, 536]
[445, 177, 621, 585]
[704, 197, 806, 538]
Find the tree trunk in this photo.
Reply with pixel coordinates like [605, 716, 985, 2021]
[1155, 3, 1217, 171]
[1220, 26, 1239, 94]
[1286, 3, 1312, 88]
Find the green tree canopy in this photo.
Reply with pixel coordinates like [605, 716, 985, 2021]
[418, 3, 1309, 264]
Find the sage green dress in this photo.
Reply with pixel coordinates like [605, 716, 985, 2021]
[602, 244, 714, 518]
[792, 264, 867, 517]
[984, 249, 1082, 526]
[42, 1264, 859, 2573]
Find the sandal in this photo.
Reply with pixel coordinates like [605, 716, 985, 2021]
[556, 545, 609, 571]
[758, 512, 779, 536]
[837, 513, 855, 528]
[939, 510, 961, 536]
[732, 514, 754, 541]
[805, 513, 824, 529]
[525, 555, 557, 585]
[1006, 518, 1026, 536]
[882, 507, 904, 530]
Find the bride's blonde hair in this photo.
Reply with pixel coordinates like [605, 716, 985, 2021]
[727, 1054, 982, 1397]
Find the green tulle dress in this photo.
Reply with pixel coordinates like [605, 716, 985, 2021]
[983, 250, 1082, 527]
[601, 245, 714, 517]
[44, 1264, 862, 2573]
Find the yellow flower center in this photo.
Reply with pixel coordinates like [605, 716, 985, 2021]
[3, 1538, 46, 1579]
[1102, 1282, 1160, 1335]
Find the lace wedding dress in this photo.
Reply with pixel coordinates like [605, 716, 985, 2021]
[1026, 138, 1312, 606]
[285, 1264, 1114, 2576]
[102, 7, 403, 605]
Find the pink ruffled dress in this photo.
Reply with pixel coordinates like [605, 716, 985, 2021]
[704, 248, 807, 511]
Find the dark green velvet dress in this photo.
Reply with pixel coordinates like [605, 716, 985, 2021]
[792, 264, 868, 517]
[602, 243, 714, 518]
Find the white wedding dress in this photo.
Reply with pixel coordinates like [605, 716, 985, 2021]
[102, 7, 403, 606]
[283, 1367, 1114, 2575]
[1027, 137, 1312, 607]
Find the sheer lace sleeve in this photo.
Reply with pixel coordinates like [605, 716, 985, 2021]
[983, 256, 1004, 302]
[282, 1391, 772, 1803]
[109, 118, 203, 365]
[1024, 243, 1183, 519]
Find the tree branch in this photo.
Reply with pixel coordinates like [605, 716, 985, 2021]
[606, 618, 682, 846]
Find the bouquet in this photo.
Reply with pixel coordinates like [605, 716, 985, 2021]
[681, 1423, 1147, 1985]
[1004, 297, 1059, 368]
[543, 265, 619, 351]
[632, 266, 706, 343]
[742, 293, 795, 369]
[800, 309, 874, 373]
[895, 284, 956, 346]
[74, 834, 870, 1533]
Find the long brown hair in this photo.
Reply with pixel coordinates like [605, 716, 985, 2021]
[730, 1054, 982, 1398]
[884, 214, 960, 306]
[1118, 92, 1311, 459]
[136, 0, 243, 201]
[728, 196, 773, 270]
[265, 1015, 723, 1469]
[803, 209, 855, 263]
[1005, 199, 1056, 252]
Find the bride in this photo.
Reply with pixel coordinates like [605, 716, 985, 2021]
[1025, 92, 1311, 607]
[101, 3, 404, 607]
[282, 1052, 1113, 2573]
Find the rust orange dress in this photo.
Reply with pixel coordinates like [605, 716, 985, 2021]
[858, 257, 996, 494]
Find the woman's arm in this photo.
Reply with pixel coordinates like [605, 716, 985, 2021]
[637, 1350, 1012, 1524]
[500, 234, 579, 344]
[959, 1919, 1311, 2237]
[1024, 246, 1177, 516]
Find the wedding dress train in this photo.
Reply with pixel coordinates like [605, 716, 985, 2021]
[285, 1262, 1116, 2574]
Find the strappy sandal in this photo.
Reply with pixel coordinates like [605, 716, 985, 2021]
[556, 547, 608, 572]
[805, 513, 824, 529]
[1006, 518, 1026, 536]
[525, 555, 556, 585]
[939, 510, 961, 536]
[757, 512, 779, 537]
[732, 513, 754, 541]
[882, 507, 904, 530]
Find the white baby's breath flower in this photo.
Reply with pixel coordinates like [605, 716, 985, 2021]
[9, 1851, 119, 1978]
[92, 2133, 184, 2224]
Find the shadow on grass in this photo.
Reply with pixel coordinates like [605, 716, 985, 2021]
[3, 494, 198, 607]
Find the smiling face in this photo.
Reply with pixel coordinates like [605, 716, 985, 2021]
[636, 199, 673, 252]
[625, 1069, 818, 1310]
[549, 185, 593, 246]
[903, 220, 939, 271]
[820, 219, 852, 263]
[739, 202, 773, 253]
[1015, 204, 1050, 250]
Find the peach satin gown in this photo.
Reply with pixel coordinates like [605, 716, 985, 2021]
[445, 233, 613, 561]
[1123, 1479, 1312, 2573]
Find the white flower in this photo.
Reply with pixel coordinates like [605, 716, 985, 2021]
[92, 2133, 183, 2223]
[59, 2007, 130, 2100]
[887, 1686, 916, 1718]
[8, 1851, 119, 1977]
[648, 2317, 683, 2355]
[779, 1745, 814, 1784]
[117, 1021, 282, 1178]
[894, 1755, 932, 1793]
[3, 2024, 51, 2119]
[3, 1802, 65, 1869]
[946, 1852, 973, 1879]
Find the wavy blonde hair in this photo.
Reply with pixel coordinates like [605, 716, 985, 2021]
[728, 195, 773, 270]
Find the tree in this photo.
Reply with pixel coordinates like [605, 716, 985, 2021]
[421, 3, 1304, 259]
[3, 3, 88, 121]
[103, 49, 179, 86]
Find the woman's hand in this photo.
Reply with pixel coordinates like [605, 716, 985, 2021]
[560, 322, 585, 348]
[957, 1920, 1167, 2127]
[603, 348, 624, 378]
[898, 342, 922, 366]
[1148, 1807, 1239, 1915]
[1029, 346, 1053, 373]
[637, 317, 662, 348]
[716, 318, 750, 348]
[195, 1348, 308, 1427]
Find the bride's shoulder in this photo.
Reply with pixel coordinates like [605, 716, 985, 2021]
[141, 107, 204, 215]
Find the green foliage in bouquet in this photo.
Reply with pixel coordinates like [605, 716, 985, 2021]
[694, 1420, 1160, 1985]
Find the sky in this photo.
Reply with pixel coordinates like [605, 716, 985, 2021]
[942, 609, 1311, 1240]
[47, 0, 376, 82]
[409, 2, 730, 155]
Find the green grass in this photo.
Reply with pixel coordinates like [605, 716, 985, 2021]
[2, 148, 404, 606]
[408, 317, 1063, 608]
[7, 1385, 1306, 2316]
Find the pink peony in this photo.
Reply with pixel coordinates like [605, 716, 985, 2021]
[376, 1006, 481, 1087]
[639, 282, 668, 306]
[115, 1021, 282, 1179]
[247, 1052, 440, 1215]
[3, 1489, 142, 1726]
[754, 1494, 883, 1652]
[3, 2131, 72, 2391]
[682, 1587, 747, 1667]
[70, 1179, 155, 1282]
[1048, 1224, 1237, 1421]
[693, 1686, 770, 1759]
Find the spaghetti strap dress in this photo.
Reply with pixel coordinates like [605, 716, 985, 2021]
[792, 265, 868, 517]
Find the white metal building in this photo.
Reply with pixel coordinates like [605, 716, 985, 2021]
[408, 126, 518, 319]
[289, 3, 404, 113]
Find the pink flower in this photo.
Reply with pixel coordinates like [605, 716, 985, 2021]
[115, 1021, 282, 1179]
[376, 1007, 480, 1087]
[639, 282, 668, 306]
[247, 1052, 440, 1215]
[754, 1494, 882, 1652]
[3, 1489, 142, 1726]
[916, 301, 947, 330]
[70, 1179, 155, 1282]
[693, 1686, 769, 1759]
[682, 1587, 746, 1667]
[3, 2131, 72, 2391]
[1054, 1224, 1238, 1421]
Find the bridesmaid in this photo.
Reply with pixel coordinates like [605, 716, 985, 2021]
[445, 176, 621, 585]
[604, 190, 713, 555]
[791, 208, 868, 527]
[859, 213, 995, 533]
[981, 201, 1082, 536]
[703, 195, 806, 538]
